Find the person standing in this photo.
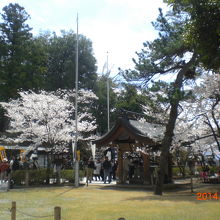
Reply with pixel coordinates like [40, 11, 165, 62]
[0, 158, 10, 183]
[86, 158, 95, 183]
[111, 160, 118, 181]
[102, 157, 112, 184]
[12, 157, 20, 171]
[123, 154, 132, 183]
[93, 159, 102, 181]
[0, 160, 2, 183]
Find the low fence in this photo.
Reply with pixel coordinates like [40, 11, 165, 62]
[0, 201, 126, 220]
[1, 201, 61, 220]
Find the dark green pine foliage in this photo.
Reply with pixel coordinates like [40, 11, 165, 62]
[122, 8, 197, 195]
[0, 3, 46, 100]
[164, 0, 220, 70]
[43, 30, 97, 91]
[115, 84, 148, 118]
[93, 75, 117, 135]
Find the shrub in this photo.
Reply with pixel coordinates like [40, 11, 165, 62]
[10, 168, 85, 186]
[61, 169, 85, 183]
[29, 169, 53, 185]
[172, 167, 191, 178]
[10, 170, 26, 185]
[61, 170, 75, 183]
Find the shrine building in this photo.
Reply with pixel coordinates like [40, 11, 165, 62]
[93, 117, 173, 185]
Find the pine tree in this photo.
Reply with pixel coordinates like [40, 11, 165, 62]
[122, 8, 197, 195]
[0, 3, 45, 100]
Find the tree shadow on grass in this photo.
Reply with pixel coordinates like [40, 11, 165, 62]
[123, 193, 202, 203]
[99, 183, 220, 203]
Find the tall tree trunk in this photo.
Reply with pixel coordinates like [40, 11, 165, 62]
[46, 152, 51, 184]
[154, 55, 196, 195]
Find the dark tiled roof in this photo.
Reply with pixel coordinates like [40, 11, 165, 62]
[93, 117, 164, 147]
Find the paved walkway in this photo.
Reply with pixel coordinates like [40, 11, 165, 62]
[80, 178, 199, 191]
[81, 177, 116, 186]
[0, 181, 9, 191]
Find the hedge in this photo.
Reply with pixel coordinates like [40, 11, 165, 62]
[10, 169, 85, 186]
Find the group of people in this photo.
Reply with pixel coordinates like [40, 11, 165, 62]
[0, 158, 10, 183]
[0, 156, 25, 183]
[122, 154, 144, 183]
[85, 157, 118, 184]
[199, 165, 220, 183]
[0, 155, 40, 184]
[84, 153, 145, 185]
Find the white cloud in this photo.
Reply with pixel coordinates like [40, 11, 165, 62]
[83, 18, 156, 74]
[0, 0, 168, 75]
[80, 0, 167, 74]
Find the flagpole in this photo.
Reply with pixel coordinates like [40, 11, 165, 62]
[106, 51, 110, 132]
[74, 13, 79, 187]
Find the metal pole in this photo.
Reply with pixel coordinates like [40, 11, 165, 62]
[106, 52, 110, 132]
[74, 13, 79, 187]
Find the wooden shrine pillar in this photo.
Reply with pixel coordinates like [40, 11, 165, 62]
[117, 148, 123, 184]
[141, 152, 150, 184]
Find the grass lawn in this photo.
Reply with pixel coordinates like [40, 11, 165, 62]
[0, 183, 220, 220]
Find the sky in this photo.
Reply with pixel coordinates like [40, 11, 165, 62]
[0, 0, 168, 77]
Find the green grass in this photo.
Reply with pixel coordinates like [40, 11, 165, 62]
[0, 184, 220, 220]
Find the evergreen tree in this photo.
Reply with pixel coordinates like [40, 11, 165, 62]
[0, 3, 45, 100]
[122, 8, 197, 195]
[165, 0, 220, 70]
[115, 84, 148, 119]
[41, 30, 97, 91]
[93, 75, 117, 134]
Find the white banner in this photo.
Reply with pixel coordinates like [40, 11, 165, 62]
[91, 142, 96, 160]
[72, 141, 76, 160]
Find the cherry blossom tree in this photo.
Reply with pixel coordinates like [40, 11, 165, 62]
[193, 73, 220, 148]
[0, 89, 97, 150]
[140, 74, 220, 171]
[141, 82, 171, 125]
[176, 73, 220, 150]
[169, 72, 220, 171]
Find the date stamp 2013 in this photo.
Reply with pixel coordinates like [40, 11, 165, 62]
[196, 192, 220, 200]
